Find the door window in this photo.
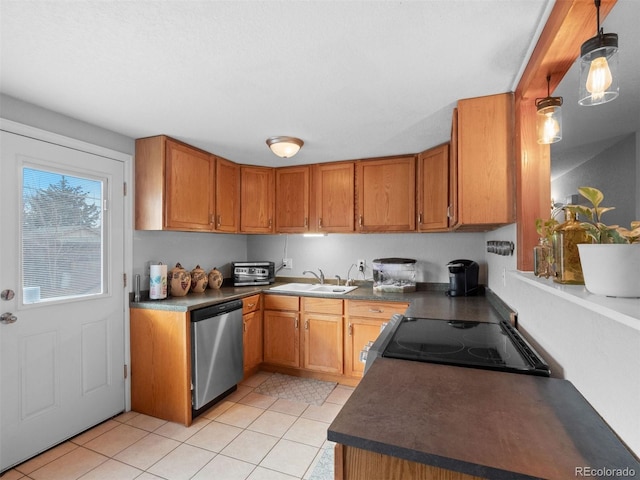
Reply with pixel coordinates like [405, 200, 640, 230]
[22, 167, 105, 304]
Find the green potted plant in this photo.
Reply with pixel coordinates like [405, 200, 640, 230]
[574, 186, 640, 297]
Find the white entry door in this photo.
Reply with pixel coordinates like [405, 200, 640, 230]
[0, 130, 126, 471]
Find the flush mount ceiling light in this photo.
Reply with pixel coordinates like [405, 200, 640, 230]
[536, 75, 563, 145]
[266, 136, 304, 158]
[578, 0, 619, 106]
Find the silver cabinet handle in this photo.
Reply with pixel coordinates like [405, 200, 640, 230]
[1, 312, 17, 324]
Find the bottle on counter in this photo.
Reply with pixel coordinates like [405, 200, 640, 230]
[552, 207, 591, 284]
[533, 237, 553, 279]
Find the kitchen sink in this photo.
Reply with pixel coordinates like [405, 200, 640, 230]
[269, 283, 358, 295]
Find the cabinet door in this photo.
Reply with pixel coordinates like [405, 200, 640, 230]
[215, 156, 240, 233]
[344, 318, 384, 378]
[313, 162, 355, 233]
[243, 310, 263, 374]
[276, 166, 310, 233]
[165, 139, 215, 231]
[263, 310, 300, 368]
[240, 166, 274, 233]
[449, 108, 459, 228]
[345, 300, 409, 378]
[417, 144, 450, 232]
[302, 313, 343, 374]
[356, 156, 416, 232]
[457, 93, 514, 228]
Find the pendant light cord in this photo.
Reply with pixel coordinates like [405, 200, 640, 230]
[594, 0, 602, 36]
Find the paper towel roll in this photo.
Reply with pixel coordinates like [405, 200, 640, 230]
[149, 263, 167, 300]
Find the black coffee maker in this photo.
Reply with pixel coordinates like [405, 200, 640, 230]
[446, 259, 479, 296]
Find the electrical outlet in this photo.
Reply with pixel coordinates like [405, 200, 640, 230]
[357, 259, 365, 272]
[283, 258, 293, 270]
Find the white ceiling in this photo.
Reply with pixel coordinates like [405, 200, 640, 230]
[1, 1, 637, 169]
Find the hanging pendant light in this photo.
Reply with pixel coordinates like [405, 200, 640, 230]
[536, 75, 563, 145]
[266, 136, 304, 158]
[578, 0, 619, 106]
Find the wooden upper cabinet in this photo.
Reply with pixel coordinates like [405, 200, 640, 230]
[416, 143, 450, 232]
[456, 93, 515, 230]
[312, 162, 355, 233]
[240, 166, 275, 233]
[135, 135, 215, 232]
[449, 108, 459, 229]
[215, 156, 240, 233]
[275, 166, 310, 233]
[355, 155, 416, 232]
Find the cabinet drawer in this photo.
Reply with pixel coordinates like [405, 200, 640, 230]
[264, 294, 300, 311]
[346, 300, 408, 319]
[302, 297, 343, 315]
[242, 294, 261, 314]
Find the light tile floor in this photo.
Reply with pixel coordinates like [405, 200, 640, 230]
[3, 371, 352, 480]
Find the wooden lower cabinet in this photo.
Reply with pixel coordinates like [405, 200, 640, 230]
[263, 295, 301, 368]
[242, 294, 262, 377]
[130, 308, 192, 426]
[335, 444, 485, 480]
[344, 300, 409, 378]
[302, 297, 344, 374]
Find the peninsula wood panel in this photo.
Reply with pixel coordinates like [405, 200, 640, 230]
[335, 444, 485, 480]
[215, 156, 240, 233]
[275, 165, 310, 233]
[313, 162, 355, 233]
[240, 165, 274, 233]
[130, 308, 191, 426]
[356, 155, 416, 232]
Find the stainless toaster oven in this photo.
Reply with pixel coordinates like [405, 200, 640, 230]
[232, 261, 275, 286]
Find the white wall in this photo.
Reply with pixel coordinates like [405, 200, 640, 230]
[248, 232, 487, 284]
[486, 223, 640, 455]
[552, 133, 637, 228]
[132, 230, 248, 290]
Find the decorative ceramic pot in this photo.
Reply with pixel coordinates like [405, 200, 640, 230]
[208, 268, 223, 289]
[168, 263, 190, 297]
[578, 244, 640, 297]
[190, 265, 208, 293]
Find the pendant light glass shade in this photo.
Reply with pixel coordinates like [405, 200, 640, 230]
[536, 76, 563, 145]
[266, 136, 304, 158]
[578, 0, 619, 106]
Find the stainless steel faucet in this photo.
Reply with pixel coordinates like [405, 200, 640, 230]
[303, 269, 324, 284]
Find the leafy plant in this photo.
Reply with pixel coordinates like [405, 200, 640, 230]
[535, 217, 558, 242]
[574, 186, 640, 244]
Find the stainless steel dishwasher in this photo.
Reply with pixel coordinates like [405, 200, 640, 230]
[191, 299, 244, 413]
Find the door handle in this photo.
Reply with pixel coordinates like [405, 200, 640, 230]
[1, 312, 17, 324]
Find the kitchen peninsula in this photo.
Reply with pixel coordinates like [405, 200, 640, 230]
[328, 357, 640, 480]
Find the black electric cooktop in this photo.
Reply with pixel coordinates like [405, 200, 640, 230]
[382, 317, 550, 376]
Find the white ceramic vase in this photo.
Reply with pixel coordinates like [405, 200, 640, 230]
[577, 244, 640, 298]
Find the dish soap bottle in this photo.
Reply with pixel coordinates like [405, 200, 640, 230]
[552, 208, 590, 284]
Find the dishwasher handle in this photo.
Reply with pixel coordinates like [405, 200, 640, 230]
[190, 299, 243, 322]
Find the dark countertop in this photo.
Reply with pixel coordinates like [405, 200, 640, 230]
[129, 281, 506, 324]
[328, 357, 640, 480]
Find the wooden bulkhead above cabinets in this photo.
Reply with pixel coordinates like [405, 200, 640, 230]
[135, 93, 515, 234]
